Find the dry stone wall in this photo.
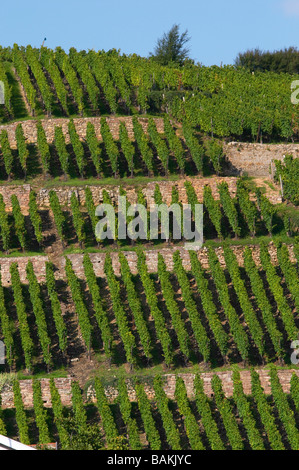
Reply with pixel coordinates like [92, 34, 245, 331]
[224, 141, 299, 177]
[0, 378, 72, 409]
[0, 116, 164, 148]
[0, 255, 49, 286]
[1, 370, 298, 408]
[36, 177, 240, 208]
[0, 243, 294, 286]
[0, 185, 31, 213]
[36, 177, 281, 208]
[0, 116, 297, 177]
[95, 369, 299, 403]
[61, 243, 295, 279]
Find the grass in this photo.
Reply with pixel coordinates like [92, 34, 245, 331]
[0, 250, 46, 258]
[16, 367, 68, 381]
[42, 174, 182, 189]
[83, 355, 299, 394]
[62, 233, 297, 256]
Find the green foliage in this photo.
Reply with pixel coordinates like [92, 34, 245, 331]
[236, 180, 258, 236]
[26, 46, 52, 115]
[0, 130, 13, 179]
[0, 194, 10, 252]
[70, 192, 85, 247]
[211, 374, 244, 450]
[119, 252, 152, 360]
[153, 375, 181, 450]
[118, 378, 142, 450]
[83, 254, 112, 358]
[235, 47, 299, 73]
[251, 369, 284, 450]
[151, 24, 191, 66]
[49, 378, 69, 449]
[132, 117, 153, 173]
[270, 366, 299, 450]
[11, 194, 26, 251]
[276, 243, 299, 312]
[223, 246, 264, 357]
[135, 381, 161, 450]
[119, 121, 135, 177]
[49, 190, 66, 244]
[157, 253, 190, 359]
[36, 121, 51, 175]
[54, 126, 69, 177]
[10, 263, 33, 371]
[182, 123, 204, 173]
[86, 122, 101, 177]
[71, 381, 88, 432]
[208, 248, 249, 361]
[173, 251, 210, 362]
[148, 117, 169, 174]
[13, 380, 30, 445]
[243, 247, 283, 359]
[65, 257, 93, 353]
[163, 116, 185, 173]
[15, 123, 29, 178]
[12, 44, 36, 114]
[190, 251, 228, 359]
[101, 117, 119, 177]
[104, 253, 135, 364]
[232, 368, 264, 450]
[259, 243, 298, 341]
[203, 185, 222, 239]
[29, 191, 43, 245]
[94, 377, 118, 445]
[26, 261, 51, 366]
[68, 119, 85, 177]
[174, 377, 204, 450]
[275, 155, 299, 205]
[218, 182, 240, 237]
[205, 139, 224, 175]
[137, 250, 173, 366]
[256, 188, 276, 236]
[32, 379, 51, 444]
[45, 262, 67, 353]
[194, 374, 225, 450]
[0, 269, 14, 367]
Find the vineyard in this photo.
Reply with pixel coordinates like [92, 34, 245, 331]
[0, 42, 299, 451]
[1, 46, 299, 142]
[1, 368, 299, 450]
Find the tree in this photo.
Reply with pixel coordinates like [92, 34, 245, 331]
[151, 24, 191, 66]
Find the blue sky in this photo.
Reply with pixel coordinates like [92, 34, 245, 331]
[1, 0, 299, 65]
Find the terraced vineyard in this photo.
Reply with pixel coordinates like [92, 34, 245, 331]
[0, 44, 299, 451]
[1, 368, 299, 450]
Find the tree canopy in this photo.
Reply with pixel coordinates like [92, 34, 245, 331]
[235, 47, 299, 74]
[150, 24, 191, 66]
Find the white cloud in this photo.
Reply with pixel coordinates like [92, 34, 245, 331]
[281, 0, 299, 16]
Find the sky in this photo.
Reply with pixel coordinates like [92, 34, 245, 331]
[1, 0, 299, 65]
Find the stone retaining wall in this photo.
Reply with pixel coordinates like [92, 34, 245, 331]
[0, 185, 31, 213]
[0, 116, 297, 177]
[0, 117, 164, 149]
[36, 177, 281, 208]
[0, 244, 294, 286]
[0, 378, 72, 409]
[1, 370, 298, 408]
[224, 142, 299, 177]
[61, 243, 294, 279]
